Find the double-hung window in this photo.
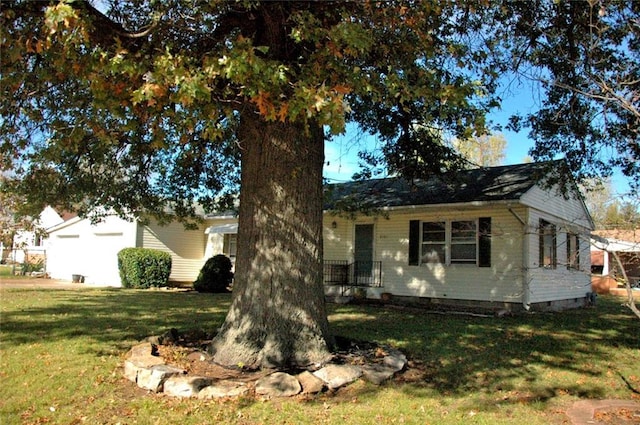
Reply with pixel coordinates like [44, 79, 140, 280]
[566, 233, 580, 270]
[421, 222, 446, 264]
[223, 234, 237, 258]
[409, 218, 491, 267]
[450, 221, 477, 263]
[539, 219, 557, 268]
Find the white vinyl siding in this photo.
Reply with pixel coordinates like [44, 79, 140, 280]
[324, 206, 526, 304]
[521, 186, 593, 229]
[141, 221, 207, 282]
[525, 208, 592, 304]
[323, 216, 353, 262]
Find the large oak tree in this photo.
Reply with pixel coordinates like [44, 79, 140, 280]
[2, 1, 638, 367]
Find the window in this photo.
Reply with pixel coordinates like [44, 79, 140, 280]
[450, 221, 477, 263]
[409, 218, 491, 267]
[539, 220, 556, 268]
[567, 233, 580, 270]
[421, 222, 446, 264]
[223, 234, 237, 258]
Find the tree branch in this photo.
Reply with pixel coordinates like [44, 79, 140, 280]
[543, 77, 640, 120]
[611, 250, 640, 320]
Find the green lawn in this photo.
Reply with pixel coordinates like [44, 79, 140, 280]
[1, 287, 638, 425]
[0, 264, 20, 278]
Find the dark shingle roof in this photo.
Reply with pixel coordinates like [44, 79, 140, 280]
[324, 162, 554, 210]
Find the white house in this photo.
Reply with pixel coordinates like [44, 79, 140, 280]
[10, 206, 64, 264]
[323, 164, 594, 311]
[45, 162, 594, 310]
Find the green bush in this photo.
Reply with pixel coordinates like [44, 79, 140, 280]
[117, 248, 172, 288]
[193, 254, 233, 293]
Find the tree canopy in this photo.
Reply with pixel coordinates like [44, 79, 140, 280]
[3, 1, 638, 217]
[503, 0, 639, 195]
[1, 1, 501, 223]
[451, 133, 507, 168]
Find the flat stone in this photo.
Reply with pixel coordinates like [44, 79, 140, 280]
[313, 364, 362, 389]
[255, 372, 301, 397]
[383, 350, 407, 372]
[163, 375, 212, 398]
[361, 363, 398, 385]
[123, 343, 165, 383]
[198, 380, 249, 399]
[126, 343, 164, 367]
[297, 370, 325, 394]
[123, 360, 141, 383]
[137, 364, 185, 392]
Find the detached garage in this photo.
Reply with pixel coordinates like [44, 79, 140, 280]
[45, 215, 208, 286]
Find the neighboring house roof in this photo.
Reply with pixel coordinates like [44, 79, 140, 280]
[46, 215, 85, 233]
[591, 229, 640, 253]
[324, 161, 566, 210]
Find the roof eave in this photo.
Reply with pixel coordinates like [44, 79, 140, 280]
[324, 198, 520, 214]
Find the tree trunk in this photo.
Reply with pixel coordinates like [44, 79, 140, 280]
[209, 112, 333, 369]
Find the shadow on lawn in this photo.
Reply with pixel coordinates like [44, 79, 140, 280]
[2, 288, 638, 405]
[0, 289, 231, 353]
[328, 298, 640, 402]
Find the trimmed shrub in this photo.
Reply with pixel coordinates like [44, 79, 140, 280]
[118, 247, 172, 288]
[193, 254, 233, 293]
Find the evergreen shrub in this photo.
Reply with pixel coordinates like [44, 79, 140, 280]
[193, 254, 233, 293]
[117, 248, 172, 288]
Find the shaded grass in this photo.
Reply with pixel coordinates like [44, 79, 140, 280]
[1, 287, 638, 425]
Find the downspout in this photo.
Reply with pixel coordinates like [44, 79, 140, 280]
[508, 207, 530, 310]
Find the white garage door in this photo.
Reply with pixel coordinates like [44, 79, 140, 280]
[87, 232, 126, 286]
[48, 234, 82, 281]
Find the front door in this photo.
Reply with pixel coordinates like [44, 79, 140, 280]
[354, 224, 374, 285]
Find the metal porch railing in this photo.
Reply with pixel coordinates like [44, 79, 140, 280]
[323, 260, 382, 296]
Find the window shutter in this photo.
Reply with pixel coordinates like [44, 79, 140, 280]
[478, 217, 491, 267]
[409, 220, 420, 265]
[551, 223, 557, 268]
[539, 219, 545, 266]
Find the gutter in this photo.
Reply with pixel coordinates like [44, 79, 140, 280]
[324, 198, 519, 214]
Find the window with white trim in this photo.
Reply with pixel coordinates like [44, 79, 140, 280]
[223, 234, 237, 258]
[409, 219, 491, 266]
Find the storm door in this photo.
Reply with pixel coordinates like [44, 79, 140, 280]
[354, 224, 374, 285]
